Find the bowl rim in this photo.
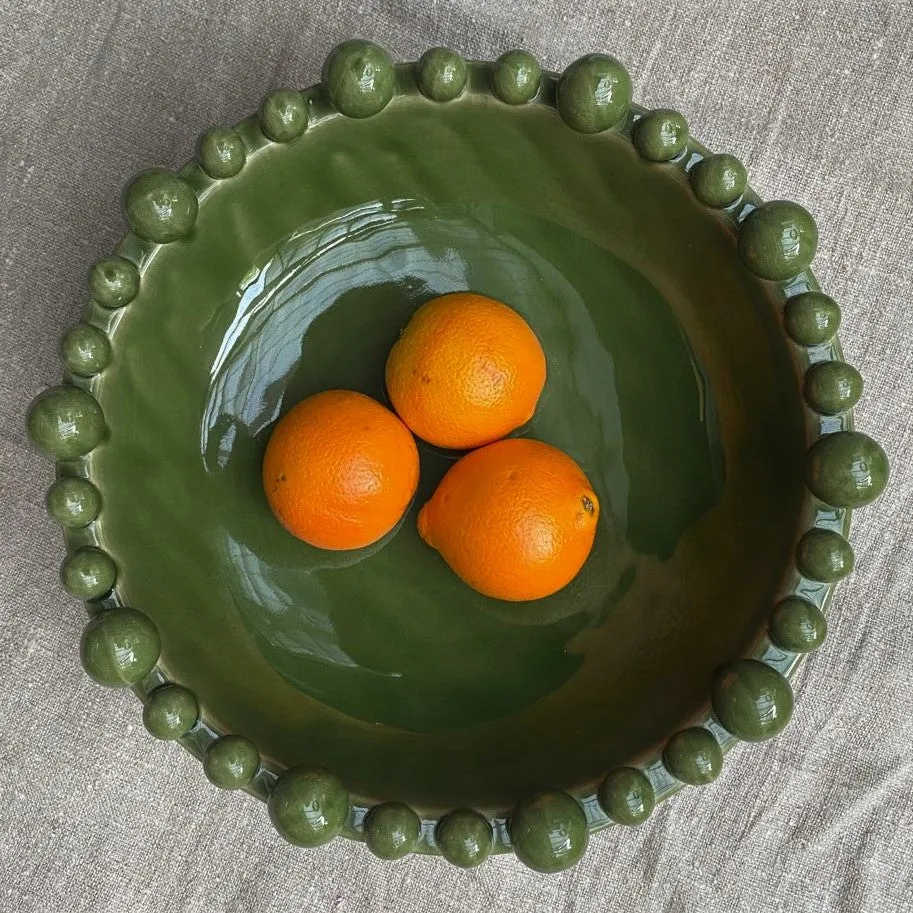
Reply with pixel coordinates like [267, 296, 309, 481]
[27, 42, 888, 872]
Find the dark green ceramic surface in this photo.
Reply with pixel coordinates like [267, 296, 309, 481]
[29, 48, 889, 868]
[85, 78, 805, 814]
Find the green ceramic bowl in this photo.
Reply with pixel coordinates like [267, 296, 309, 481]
[28, 42, 889, 873]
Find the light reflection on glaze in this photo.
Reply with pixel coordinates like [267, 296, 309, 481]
[196, 199, 723, 732]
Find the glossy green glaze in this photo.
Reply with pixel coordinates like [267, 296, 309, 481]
[783, 292, 841, 345]
[258, 91, 308, 143]
[796, 528, 854, 581]
[323, 40, 395, 118]
[36, 49, 891, 868]
[124, 170, 198, 243]
[712, 659, 794, 741]
[689, 154, 747, 208]
[436, 809, 493, 867]
[417, 48, 468, 102]
[509, 790, 588, 872]
[663, 728, 722, 785]
[26, 385, 105, 459]
[598, 767, 655, 825]
[61, 323, 111, 377]
[143, 684, 199, 740]
[804, 361, 863, 414]
[268, 767, 349, 847]
[89, 256, 139, 308]
[364, 802, 421, 860]
[80, 607, 160, 687]
[634, 109, 689, 161]
[769, 598, 827, 653]
[60, 545, 115, 600]
[89, 87, 810, 812]
[491, 50, 542, 104]
[45, 476, 101, 527]
[557, 54, 632, 133]
[199, 127, 247, 179]
[204, 735, 260, 789]
[739, 201, 818, 281]
[807, 431, 889, 507]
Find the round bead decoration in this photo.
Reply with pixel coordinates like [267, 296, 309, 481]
[712, 659, 794, 741]
[417, 47, 468, 102]
[807, 431, 889, 508]
[61, 546, 116, 600]
[634, 109, 689, 161]
[258, 91, 308, 143]
[770, 598, 827, 653]
[80, 607, 161, 687]
[598, 767, 655, 826]
[509, 790, 588, 873]
[663, 728, 723, 785]
[204, 735, 260, 790]
[89, 256, 139, 308]
[199, 127, 247, 178]
[436, 809, 493, 868]
[268, 767, 349, 847]
[323, 40, 396, 119]
[124, 170, 198, 243]
[783, 292, 841, 346]
[491, 50, 542, 104]
[364, 802, 421, 860]
[804, 361, 863, 415]
[738, 201, 819, 281]
[26, 385, 105, 460]
[45, 476, 101, 527]
[690, 154, 747, 207]
[797, 528, 855, 582]
[557, 54, 633, 133]
[61, 323, 111, 377]
[142, 684, 199, 740]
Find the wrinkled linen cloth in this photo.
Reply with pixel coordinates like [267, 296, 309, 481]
[1, 1, 912, 910]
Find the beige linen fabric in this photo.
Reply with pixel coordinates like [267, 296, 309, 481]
[2, 1, 912, 910]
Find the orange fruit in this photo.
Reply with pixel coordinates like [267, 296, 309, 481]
[385, 292, 547, 450]
[418, 438, 599, 601]
[262, 390, 419, 550]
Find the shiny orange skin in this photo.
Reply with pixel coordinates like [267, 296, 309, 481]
[262, 390, 419, 550]
[418, 438, 600, 601]
[385, 292, 547, 450]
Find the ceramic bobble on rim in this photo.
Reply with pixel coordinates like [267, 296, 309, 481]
[199, 127, 247, 177]
[268, 767, 349, 847]
[45, 477, 101, 527]
[258, 91, 308, 142]
[491, 50, 542, 104]
[323, 40, 396, 118]
[509, 789, 589, 873]
[417, 47, 468, 102]
[143, 684, 199, 740]
[634, 109, 689, 161]
[557, 54, 633, 133]
[124, 169, 198, 243]
[80, 608, 161, 688]
[364, 802, 422, 860]
[436, 809, 493, 867]
[27, 385, 105, 460]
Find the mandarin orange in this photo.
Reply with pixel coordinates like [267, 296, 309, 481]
[262, 390, 419, 550]
[417, 438, 599, 601]
[385, 292, 546, 450]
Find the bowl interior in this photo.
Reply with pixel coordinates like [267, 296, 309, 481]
[90, 85, 807, 813]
